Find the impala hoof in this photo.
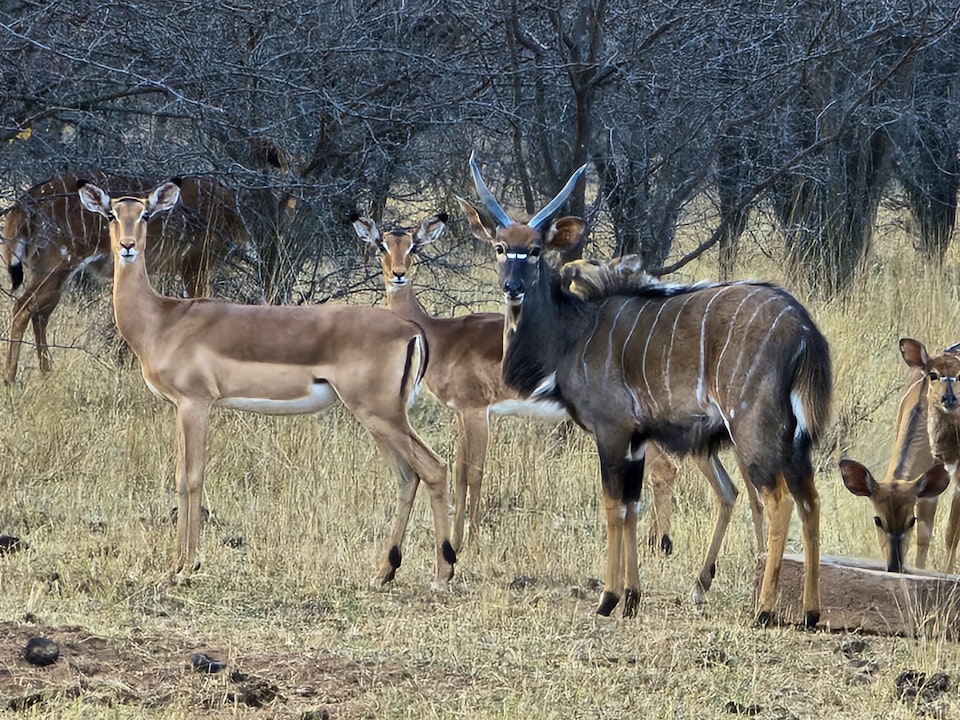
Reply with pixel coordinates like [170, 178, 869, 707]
[622, 588, 640, 618]
[755, 610, 773, 628]
[597, 591, 619, 616]
[804, 611, 820, 630]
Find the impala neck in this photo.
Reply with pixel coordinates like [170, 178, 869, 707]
[112, 255, 170, 356]
[384, 280, 430, 324]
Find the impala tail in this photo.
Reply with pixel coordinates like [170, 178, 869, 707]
[401, 330, 430, 407]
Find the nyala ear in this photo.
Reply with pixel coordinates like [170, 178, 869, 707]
[457, 197, 498, 242]
[839, 458, 879, 498]
[900, 338, 929, 369]
[78, 182, 112, 218]
[415, 213, 447, 247]
[351, 215, 382, 247]
[544, 216, 586, 251]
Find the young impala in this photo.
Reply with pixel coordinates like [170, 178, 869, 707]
[2, 172, 247, 383]
[352, 214, 679, 552]
[459, 155, 831, 627]
[78, 179, 455, 586]
[841, 338, 960, 572]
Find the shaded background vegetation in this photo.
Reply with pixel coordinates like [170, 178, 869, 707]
[1, 0, 958, 301]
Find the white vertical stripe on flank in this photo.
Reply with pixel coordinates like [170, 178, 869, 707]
[606, 298, 634, 373]
[664, 291, 702, 409]
[639, 299, 673, 416]
[714, 287, 764, 401]
[697, 286, 729, 406]
[621, 299, 651, 418]
[579, 312, 604, 385]
[727, 296, 779, 407]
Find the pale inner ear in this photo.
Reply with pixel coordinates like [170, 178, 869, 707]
[545, 217, 586, 251]
[457, 197, 498, 242]
[352, 216, 381, 246]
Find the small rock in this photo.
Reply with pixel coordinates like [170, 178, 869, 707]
[840, 637, 867, 657]
[190, 652, 228, 673]
[896, 669, 950, 703]
[302, 709, 330, 720]
[0, 536, 26, 555]
[24, 637, 59, 666]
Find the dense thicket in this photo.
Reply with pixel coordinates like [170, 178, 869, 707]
[1, 1, 957, 298]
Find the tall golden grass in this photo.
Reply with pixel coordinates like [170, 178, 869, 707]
[1, 200, 960, 717]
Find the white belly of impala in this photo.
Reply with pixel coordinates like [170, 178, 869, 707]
[218, 382, 340, 415]
[487, 397, 569, 420]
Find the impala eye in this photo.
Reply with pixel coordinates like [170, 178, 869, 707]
[408, 245, 419, 255]
[907, 516, 917, 529]
[140, 211, 150, 222]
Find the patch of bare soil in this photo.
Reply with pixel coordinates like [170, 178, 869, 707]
[0, 619, 419, 717]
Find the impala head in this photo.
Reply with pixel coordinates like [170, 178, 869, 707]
[901, 338, 960, 422]
[457, 154, 587, 306]
[351, 213, 447, 289]
[78, 180, 181, 265]
[840, 458, 950, 572]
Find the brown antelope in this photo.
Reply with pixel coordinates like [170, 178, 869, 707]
[351, 214, 679, 553]
[77, 179, 455, 586]
[2, 172, 248, 384]
[459, 155, 832, 627]
[841, 337, 960, 572]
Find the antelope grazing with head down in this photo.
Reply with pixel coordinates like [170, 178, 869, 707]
[351, 213, 679, 552]
[459, 155, 832, 627]
[841, 337, 960, 572]
[2, 172, 248, 383]
[77, 178, 455, 586]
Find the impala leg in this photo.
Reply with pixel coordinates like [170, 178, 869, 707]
[755, 475, 795, 627]
[915, 496, 938, 569]
[172, 400, 210, 578]
[691, 453, 738, 604]
[644, 442, 677, 555]
[943, 481, 960, 573]
[367, 418, 455, 588]
[452, 409, 490, 552]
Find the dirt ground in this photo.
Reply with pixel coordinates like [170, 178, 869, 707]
[0, 618, 454, 718]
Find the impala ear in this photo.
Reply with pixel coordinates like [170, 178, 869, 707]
[900, 338, 929, 368]
[415, 213, 447, 247]
[146, 181, 181, 216]
[544, 217, 586, 251]
[839, 459, 879, 498]
[457, 196, 498, 243]
[78, 181, 112, 218]
[350, 214, 382, 246]
[916, 464, 952, 499]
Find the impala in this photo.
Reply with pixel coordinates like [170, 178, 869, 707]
[352, 214, 679, 552]
[2, 172, 248, 383]
[78, 179, 455, 586]
[841, 338, 960, 572]
[459, 155, 832, 627]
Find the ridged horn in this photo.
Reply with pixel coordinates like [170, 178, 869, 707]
[469, 152, 514, 228]
[528, 164, 587, 230]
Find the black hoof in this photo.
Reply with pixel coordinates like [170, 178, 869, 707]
[659, 533, 673, 556]
[755, 610, 773, 628]
[622, 588, 640, 618]
[441, 540, 457, 566]
[597, 591, 619, 616]
[804, 611, 820, 630]
[388, 546, 402, 570]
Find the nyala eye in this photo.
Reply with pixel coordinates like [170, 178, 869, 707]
[930, 371, 940, 381]
[873, 516, 883, 528]
[140, 211, 150, 222]
[529, 247, 541, 257]
[107, 211, 117, 222]
[495, 245, 505, 255]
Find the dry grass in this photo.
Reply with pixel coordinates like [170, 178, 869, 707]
[2, 205, 960, 718]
